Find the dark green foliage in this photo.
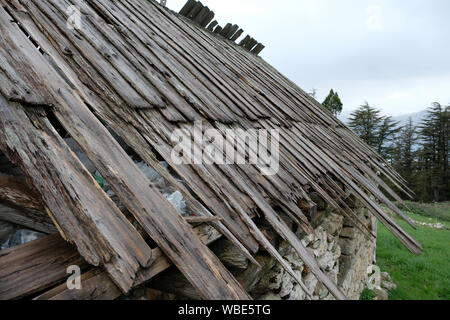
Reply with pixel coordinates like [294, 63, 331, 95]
[348, 102, 449, 202]
[392, 118, 418, 188]
[360, 288, 376, 300]
[322, 89, 343, 116]
[348, 102, 401, 158]
[414, 103, 450, 202]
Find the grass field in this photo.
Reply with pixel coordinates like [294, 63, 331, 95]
[375, 202, 450, 300]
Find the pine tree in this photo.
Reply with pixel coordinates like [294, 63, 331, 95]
[348, 102, 384, 149]
[322, 89, 343, 116]
[377, 116, 402, 159]
[392, 118, 418, 190]
[416, 103, 450, 202]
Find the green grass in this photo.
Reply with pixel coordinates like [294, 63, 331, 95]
[360, 288, 376, 300]
[405, 201, 450, 222]
[376, 202, 450, 300]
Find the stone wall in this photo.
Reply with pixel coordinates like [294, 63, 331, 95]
[146, 205, 378, 300]
[235, 207, 377, 300]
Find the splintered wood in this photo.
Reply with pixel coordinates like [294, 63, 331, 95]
[0, 0, 422, 300]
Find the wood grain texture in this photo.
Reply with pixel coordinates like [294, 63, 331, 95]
[0, 0, 424, 301]
[0, 234, 88, 300]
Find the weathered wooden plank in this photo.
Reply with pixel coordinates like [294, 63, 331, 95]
[179, 0, 196, 16]
[225, 24, 239, 39]
[230, 28, 244, 42]
[213, 25, 223, 34]
[251, 43, 265, 55]
[8, 1, 260, 256]
[35, 224, 224, 300]
[0, 234, 88, 300]
[186, 1, 203, 20]
[1, 3, 251, 299]
[0, 204, 56, 234]
[206, 20, 218, 31]
[219, 23, 232, 37]
[0, 97, 153, 293]
[0, 173, 43, 212]
[199, 10, 214, 28]
[193, 6, 209, 24]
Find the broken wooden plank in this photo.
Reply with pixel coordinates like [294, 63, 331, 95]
[186, 1, 203, 20]
[199, 10, 214, 28]
[179, 0, 196, 16]
[0, 204, 56, 234]
[220, 23, 232, 37]
[251, 43, 265, 55]
[0, 234, 88, 300]
[184, 216, 223, 224]
[206, 20, 218, 31]
[230, 28, 244, 42]
[0, 3, 250, 299]
[0, 96, 154, 293]
[35, 224, 224, 300]
[0, 173, 44, 212]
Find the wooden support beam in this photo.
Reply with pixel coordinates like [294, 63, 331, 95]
[184, 216, 222, 224]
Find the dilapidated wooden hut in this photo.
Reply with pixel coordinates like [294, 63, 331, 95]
[0, 0, 422, 300]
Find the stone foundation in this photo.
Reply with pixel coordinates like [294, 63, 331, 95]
[146, 206, 378, 300]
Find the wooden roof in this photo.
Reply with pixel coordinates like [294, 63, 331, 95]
[0, 0, 422, 300]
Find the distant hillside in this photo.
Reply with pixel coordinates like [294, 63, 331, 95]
[391, 110, 427, 127]
[338, 110, 427, 127]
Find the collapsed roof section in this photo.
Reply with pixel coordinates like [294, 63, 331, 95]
[0, 0, 422, 300]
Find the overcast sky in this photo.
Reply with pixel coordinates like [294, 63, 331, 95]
[167, 0, 450, 117]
